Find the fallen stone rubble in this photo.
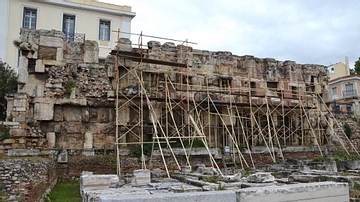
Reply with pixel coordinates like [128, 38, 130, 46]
[79, 159, 358, 202]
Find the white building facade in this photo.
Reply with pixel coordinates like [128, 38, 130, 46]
[0, 0, 136, 71]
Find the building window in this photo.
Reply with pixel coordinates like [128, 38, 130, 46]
[99, 20, 110, 41]
[343, 83, 356, 97]
[267, 82, 278, 89]
[23, 8, 37, 29]
[63, 14, 75, 42]
[98, 59, 105, 64]
[332, 87, 337, 95]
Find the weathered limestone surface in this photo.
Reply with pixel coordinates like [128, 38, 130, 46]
[97, 182, 348, 202]
[80, 172, 119, 196]
[236, 182, 348, 202]
[132, 169, 151, 186]
[2, 28, 332, 152]
[247, 172, 275, 183]
[99, 190, 237, 202]
[7, 149, 40, 156]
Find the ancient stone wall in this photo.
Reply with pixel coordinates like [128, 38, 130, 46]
[0, 158, 56, 202]
[1, 28, 333, 154]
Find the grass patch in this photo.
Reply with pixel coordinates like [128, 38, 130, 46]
[217, 184, 226, 190]
[333, 150, 359, 162]
[242, 170, 251, 177]
[203, 176, 219, 183]
[312, 156, 326, 162]
[46, 180, 81, 202]
[352, 181, 360, 198]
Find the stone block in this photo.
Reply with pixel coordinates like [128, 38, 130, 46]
[82, 149, 95, 156]
[58, 133, 84, 148]
[18, 83, 36, 97]
[62, 122, 86, 133]
[28, 30, 40, 44]
[11, 143, 26, 149]
[36, 85, 44, 97]
[39, 36, 64, 48]
[82, 108, 90, 122]
[247, 172, 275, 183]
[55, 98, 87, 106]
[97, 108, 111, 123]
[54, 123, 61, 132]
[18, 138, 26, 144]
[70, 87, 76, 99]
[2, 121, 20, 126]
[10, 128, 27, 137]
[171, 184, 202, 193]
[107, 90, 115, 98]
[34, 103, 54, 120]
[235, 182, 348, 202]
[84, 50, 99, 63]
[8, 149, 40, 156]
[47, 132, 56, 148]
[107, 65, 115, 77]
[84, 132, 93, 149]
[20, 29, 29, 42]
[14, 99, 25, 107]
[83, 188, 150, 202]
[3, 139, 15, 144]
[182, 166, 192, 174]
[42, 60, 66, 66]
[64, 42, 84, 63]
[54, 105, 63, 121]
[45, 83, 62, 88]
[63, 107, 82, 122]
[56, 48, 63, 61]
[35, 59, 45, 72]
[132, 169, 151, 186]
[80, 173, 119, 197]
[38, 46, 57, 60]
[18, 56, 29, 84]
[99, 190, 236, 202]
[57, 149, 68, 163]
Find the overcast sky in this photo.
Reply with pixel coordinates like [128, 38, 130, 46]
[101, 0, 360, 68]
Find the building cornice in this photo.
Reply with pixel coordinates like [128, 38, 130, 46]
[30, 0, 136, 18]
[329, 75, 360, 85]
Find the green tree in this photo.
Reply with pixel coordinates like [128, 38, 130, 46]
[0, 62, 18, 121]
[355, 57, 360, 74]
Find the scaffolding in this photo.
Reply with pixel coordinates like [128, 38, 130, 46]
[112, 31, 357, 177]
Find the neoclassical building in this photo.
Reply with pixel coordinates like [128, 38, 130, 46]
[0, 0, 136, 71]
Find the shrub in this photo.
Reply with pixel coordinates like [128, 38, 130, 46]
[65, 76, 76, 96]
[344, 123, 352, 138]
[0, 125, 10, 141]
[0, 62, 18, 121]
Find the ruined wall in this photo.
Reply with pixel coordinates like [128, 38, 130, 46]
[1, 28, 332, 153]
[111, 39, 331, 147]
[0, 158, 56, 202]
[3, 28, 115, 151]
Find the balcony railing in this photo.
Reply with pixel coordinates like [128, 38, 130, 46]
[64, 33, 85, 43]
[342, 90, 358, 98]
